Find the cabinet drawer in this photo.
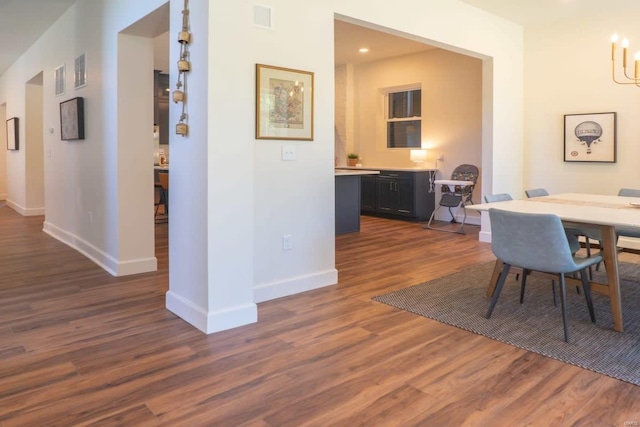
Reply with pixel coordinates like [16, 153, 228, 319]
[377, 170, 413, 180]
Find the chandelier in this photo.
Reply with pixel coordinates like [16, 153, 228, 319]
[611, 34, 640, 86]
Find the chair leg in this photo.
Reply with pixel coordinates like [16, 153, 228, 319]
[155, 190, 167, 218]
[519, 269, 529, 304]
[486, 263, 511, 318]
[580, 268, 596, 323]
[559, 274, 570, 343]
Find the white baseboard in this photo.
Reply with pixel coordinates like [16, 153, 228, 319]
[479, 230, 492, 243]
[166, 290, 258, 333]
[434, 208, 481, 226]
[254, 268, 338, 303]
[618, 236, 640, 251]
[43, 220, 157, 276]
[6, 199, 44, 216]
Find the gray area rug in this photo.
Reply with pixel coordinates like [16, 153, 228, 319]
[373, 261, 640, 386]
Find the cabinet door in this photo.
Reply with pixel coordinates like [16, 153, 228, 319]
[395, 178, 415, 216]
[376, 178, 395, 213]
[361, 175, 377, 212]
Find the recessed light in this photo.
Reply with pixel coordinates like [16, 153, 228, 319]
[358, 47, 369, 53]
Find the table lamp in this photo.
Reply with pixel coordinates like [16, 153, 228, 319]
[410, 149, 427, 167]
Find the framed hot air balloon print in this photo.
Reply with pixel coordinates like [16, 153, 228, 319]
[564, 112, 616, 163]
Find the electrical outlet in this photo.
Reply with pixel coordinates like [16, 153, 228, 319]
[282, 234, 293, 250]
[282, 146, 296, 161]
[437, 155, 444, 161]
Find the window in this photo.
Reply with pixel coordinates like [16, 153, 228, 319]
[386, 89, 421, 148]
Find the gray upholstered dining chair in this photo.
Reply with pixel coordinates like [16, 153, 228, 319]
[486, 208, 601, 343]
[525, 187, 601, 278]
[484, 193, 513, 203]
[619, 188, 640, 197]
[524, 188, 548, 198]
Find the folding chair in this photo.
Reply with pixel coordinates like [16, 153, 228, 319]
[424, 164, 479, 234]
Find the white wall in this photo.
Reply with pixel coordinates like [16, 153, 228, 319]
[25, 79, 44, 212]
[350, 49, 482, 186]
[0, 0, 166, 275]
[0, 0, 524, 334]
[524, 14, 640, 196]
[0, 104, 7, 200]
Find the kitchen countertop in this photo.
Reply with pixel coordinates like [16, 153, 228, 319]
[336, 166, 437, 172]
[334, 169, 380, 176]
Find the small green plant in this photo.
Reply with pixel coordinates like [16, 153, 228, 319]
[347, 153, 359, 159]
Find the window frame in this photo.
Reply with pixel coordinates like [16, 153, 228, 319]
[384, 85, 422, 149]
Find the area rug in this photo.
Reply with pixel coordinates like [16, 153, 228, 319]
[372, 261, 640, 386]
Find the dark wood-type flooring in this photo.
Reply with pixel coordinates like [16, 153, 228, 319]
[1, 207, 639, 426]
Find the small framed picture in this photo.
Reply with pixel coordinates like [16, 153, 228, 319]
[564, 112, 616, 163]
[74, 53, 87, 89]
[6, 117, 18, 150]
[60, 97, 85, 140]
[54, 65, 65, 96]
[256, 63, 314, 140]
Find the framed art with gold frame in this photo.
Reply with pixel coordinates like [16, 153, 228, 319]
[256, 64, 314, 140]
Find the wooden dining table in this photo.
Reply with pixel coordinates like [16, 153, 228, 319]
[467, 193, 640, 332]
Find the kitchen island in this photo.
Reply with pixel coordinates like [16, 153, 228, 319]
[335, 169, 379, 234]
[337, 166, 437, 221]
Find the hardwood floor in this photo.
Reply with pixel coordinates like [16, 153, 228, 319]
[1, 207, 639, 426]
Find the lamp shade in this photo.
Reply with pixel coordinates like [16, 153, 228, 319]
[410, 149, 427, 163]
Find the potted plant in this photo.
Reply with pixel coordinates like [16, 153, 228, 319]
[347, 153, 359, 166]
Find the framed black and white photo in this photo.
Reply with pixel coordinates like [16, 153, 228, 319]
[74, 53, 87, 89]
[60, 97, 85, 140]
[6, 117, 18, 150]
[564, 112, 616, 163]
[54, 65, 65, 96]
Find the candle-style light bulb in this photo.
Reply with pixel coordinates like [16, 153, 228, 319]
[612, 33, 619, 61]
[611, 33, 619, 43]
[623, 38, 630, 68]
[634, 52, 640, 79]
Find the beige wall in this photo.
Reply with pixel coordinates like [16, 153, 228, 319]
[339, 48, 483, 205]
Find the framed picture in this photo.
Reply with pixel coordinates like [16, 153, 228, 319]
[6, 117, 18, 150]
[74, 53, 87, 89]
[54, 65, 65, 96]
[60, 97, 85, 140]
[564, 112, 616, 163]
[256, 63, 314, 140]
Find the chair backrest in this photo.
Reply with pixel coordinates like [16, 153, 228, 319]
[488, 208, 578, 273]
[450, 164, 479, 184]
[158, 172, 169, 191]
[618, 188, 640, 197]
[525, 188, 549, 198]
[484, 193, 513, 203]
[443, 164, 479, 195]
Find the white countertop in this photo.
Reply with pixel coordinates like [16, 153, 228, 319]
[335, 169, 380, 176]
[336, 166, 437, 172]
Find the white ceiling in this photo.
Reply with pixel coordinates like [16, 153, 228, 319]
[334, 20, 435, 66]
[459, 0, 640, 27]
[0, 0, 77, 76]
[4, 1, 637, 77]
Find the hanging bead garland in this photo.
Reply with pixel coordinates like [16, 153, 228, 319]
[174, 0, 191, 136]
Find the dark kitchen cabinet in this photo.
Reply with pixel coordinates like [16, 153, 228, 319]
[361, 169, 435, 221]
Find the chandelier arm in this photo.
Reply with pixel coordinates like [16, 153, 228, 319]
[612, 61, 640, 85]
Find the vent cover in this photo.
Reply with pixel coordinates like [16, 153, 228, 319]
[254, 4, 272, 29]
